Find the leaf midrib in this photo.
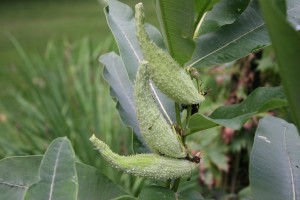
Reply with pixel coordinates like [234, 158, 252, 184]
[0, 181, 28, 189]
[108, 10, 142, 62]
[48, 141, 64, 200]
[283, 126, 297, 200]
[111, 60, 136, 113]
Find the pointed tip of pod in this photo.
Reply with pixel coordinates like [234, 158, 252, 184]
[89, 135, 199, 180]
[89, 134, 97, 143]
[198, 93, 205, 103]
[186, 93, 205, 105]
[135, 3, 144, 23]
[135, 2, 143, 9]
[89, 135, 108, 153]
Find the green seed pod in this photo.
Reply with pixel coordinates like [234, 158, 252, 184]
[134, 61, 186, 158]
[135, 3, 205, 105]
[90, 135, 198, 180]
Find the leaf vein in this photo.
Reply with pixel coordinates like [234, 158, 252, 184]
[0, 181, 28, 189]
[283, 126, 296, 200]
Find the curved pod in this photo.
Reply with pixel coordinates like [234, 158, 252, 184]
[90, 135, 198, 180]
[134, 61, 186, 158]
[135, 3, 205, 105]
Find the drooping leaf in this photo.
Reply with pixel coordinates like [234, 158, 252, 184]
[100, 51, 177, 153]
[249, 116, 300, 199]
[154, 0, 195, 65]
[189, 86, 287, 133]
[188, 0, 300, 68]
[197, 0, 250, 36]
[0, 156, 41, 200]
[101, 0, 177, 148]
[0, 156, 130, 200]
[24, 137, 78, 200]
[260, 0, 300, 131]
[104, 0, 141, 81]
[139, 186, 204, 200]
[100, 52, 148, 152]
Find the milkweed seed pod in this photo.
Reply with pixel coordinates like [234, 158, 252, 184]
[134, 61, 186, 158]
[135, 3, 205, 105]
[90, 135, 198, 180]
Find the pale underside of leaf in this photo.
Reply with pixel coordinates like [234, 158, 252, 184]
[103, 0, 176, 133]
[250, 116, 300, 199]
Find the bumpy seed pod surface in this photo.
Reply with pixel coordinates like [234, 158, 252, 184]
[135, 3, 205, 105]
[134, 61, 186, 158]
[90, 135, 198, 180]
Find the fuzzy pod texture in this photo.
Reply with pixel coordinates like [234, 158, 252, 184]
[90, 135, 198, 180]
[135, 3, 205, 105]
[134, 61, 186, 158]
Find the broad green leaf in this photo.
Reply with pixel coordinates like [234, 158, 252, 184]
[76, 163, 129, 200]
[249, 116, 300, 199]
[194, 0, 220, 14]
[101, 0, 178, 152]
[102, 0, 167, 79]
[189, 86, 287, 133]
[104, 0, 142, 81]
[188, 0, 300, 68]
[100, 52, 148, 151]
[100, 52, 175, 141]
[25, 137, 78, 200]
[197, 0, 250, 36]
[139, 186, 204, 200]
[0, 156, 130, 200]
[104, 0, 164, 82]
[154, 0, 195, 65]
[100, 51, 177, 153]
[260, 0, 300, 131]
[0, 156, 41, 200]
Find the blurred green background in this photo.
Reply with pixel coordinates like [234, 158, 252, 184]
[0, 0, 157, 190]
[1, 0, 106, 67]
[0, 0, 158, 67]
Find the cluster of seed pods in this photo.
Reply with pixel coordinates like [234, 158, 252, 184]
[90, 2, 205, 180]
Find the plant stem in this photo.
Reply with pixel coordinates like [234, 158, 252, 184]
[182, 105, 192, 143]
[230, 152, 240, 193]
[171, 178, 181, 192]
[185, 105, 192, 130]
[171, 104, 184, 190]
[166, 179, 172, 189]
[175, 103, 182, 127]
